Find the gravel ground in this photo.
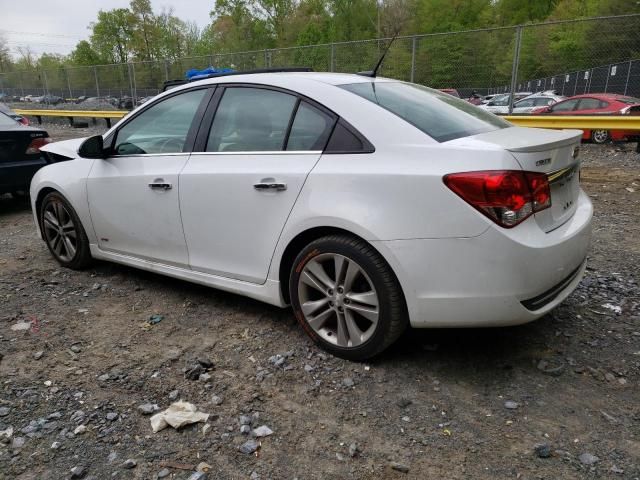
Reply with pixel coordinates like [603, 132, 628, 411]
[0, 125, 639, 479]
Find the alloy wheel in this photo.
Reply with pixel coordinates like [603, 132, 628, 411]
[592, 130, 609, 144]
[43, 200, 78, 262]
[297, 253, 379, 348]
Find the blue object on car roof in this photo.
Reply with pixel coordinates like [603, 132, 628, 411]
[186, 66, 235, 81]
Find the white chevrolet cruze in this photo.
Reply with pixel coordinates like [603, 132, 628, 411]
[31, 71, 592, 360]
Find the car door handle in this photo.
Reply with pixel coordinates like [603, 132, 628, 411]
[148, 182, 172, 190]
[254, 182, 287, 191]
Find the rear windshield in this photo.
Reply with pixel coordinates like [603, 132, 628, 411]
[340, 82, 509, 142]
[0, 112, 16, 127]
[619, 96, 640, 105]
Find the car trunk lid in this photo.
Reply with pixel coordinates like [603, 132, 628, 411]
[448, 126, 583, 232]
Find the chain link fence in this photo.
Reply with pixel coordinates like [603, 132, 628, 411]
[0, 14, 638, 108]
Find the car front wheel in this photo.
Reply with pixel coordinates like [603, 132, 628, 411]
[289, 234, 407, 360]
[40, 192, 92, 269]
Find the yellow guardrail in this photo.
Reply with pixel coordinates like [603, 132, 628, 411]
[504, 115, 640, 130]
[14, 109, 128, 128]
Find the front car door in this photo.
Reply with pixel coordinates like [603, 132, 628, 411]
[87, 87, 211, 267]
[180, 85, 336, 283]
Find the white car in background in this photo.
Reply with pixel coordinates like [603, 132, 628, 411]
[483, 93, 565, 114]
[31, 71, 592, 360]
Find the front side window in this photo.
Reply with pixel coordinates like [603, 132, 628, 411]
[207, 87, 297, 152]
[340, 82, 509, 143]
[551, 99, 579, 112]
[114, 89, 206, 155]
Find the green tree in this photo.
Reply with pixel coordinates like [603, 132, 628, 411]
[90, 8, 136, 64]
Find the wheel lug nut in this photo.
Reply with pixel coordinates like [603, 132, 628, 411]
[344, 298, 350, 304]
[329, 301, 334, 307]
[337, 287, 344, 294]
[328, 289, 333, 295]
[338, 306, 344, 312]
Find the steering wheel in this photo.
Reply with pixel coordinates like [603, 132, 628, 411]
[157, 137, 184, 153]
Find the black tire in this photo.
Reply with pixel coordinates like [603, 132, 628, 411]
[591, 129, 610, 144]
[40, 191, 92, 269]
[289, 234, 408, 360]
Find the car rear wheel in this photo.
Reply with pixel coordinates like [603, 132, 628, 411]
[289, 234, 407, 360]
[40, 192, 92, 269]
[591, 129, 610, 144]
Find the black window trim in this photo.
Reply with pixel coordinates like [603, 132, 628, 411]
[104, 85, 216, 156]
[192, 82, 375, 155]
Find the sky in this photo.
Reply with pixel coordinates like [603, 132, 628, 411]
[0, 0, 214, 57]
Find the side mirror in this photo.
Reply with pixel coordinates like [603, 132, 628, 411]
[78, 135, 107, 159]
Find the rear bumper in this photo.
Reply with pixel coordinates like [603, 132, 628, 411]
[377, 188, 593, 328]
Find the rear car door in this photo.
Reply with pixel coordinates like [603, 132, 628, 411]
[575, 97, 604, 114]
[179, 85, 336, 283]
[87, 87, 212, 267]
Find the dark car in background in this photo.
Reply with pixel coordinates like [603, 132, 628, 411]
[0, 112, 52, 197]
[0, 103, 29, 125]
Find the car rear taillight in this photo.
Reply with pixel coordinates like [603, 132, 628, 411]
[25, 137, 52, 155]
[18, 117, 29, 126]
[443, 170, 551, 228]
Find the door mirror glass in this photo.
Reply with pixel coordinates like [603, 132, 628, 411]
[78, 135, 106, 159]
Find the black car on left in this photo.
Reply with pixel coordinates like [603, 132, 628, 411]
[0, 111, 52, 197]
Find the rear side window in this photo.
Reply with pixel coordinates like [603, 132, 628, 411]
[207, 87, 297, 152]
[286, 102, 335, 151]
[340, 82, 509, 143]
[578, 98, 601, 110]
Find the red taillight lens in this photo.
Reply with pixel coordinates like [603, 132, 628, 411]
[444, 170, 551, 228]
[18, 117, 30, 126]
[26, 137, 52, 155]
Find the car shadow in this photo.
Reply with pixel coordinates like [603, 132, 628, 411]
[0, 193, 31, 216]
[83, 255, 557, 376]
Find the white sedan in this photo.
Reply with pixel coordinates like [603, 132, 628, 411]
[482, 94, 564, 114]
[31, 71, 592, 360]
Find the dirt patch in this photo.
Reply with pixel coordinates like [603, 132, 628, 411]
[0, 132, 638, 479]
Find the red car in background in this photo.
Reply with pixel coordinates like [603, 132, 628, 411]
[531, 93, 640, 144]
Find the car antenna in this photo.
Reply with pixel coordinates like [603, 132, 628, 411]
[357, 34, 398, 78]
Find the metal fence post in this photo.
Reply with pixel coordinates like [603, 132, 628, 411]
[330, 44, 335, 72]
[264, 50, 268, 68]
[164, 59, 169, 81]
[410, 36, 417, 83]
[65, 68, 72, 99]
[508, 25, 523, 114]
[42, 70, 49, 96]
[127, 63, 135, 104]
[94, 66, 100, 98]
[624, 60, 632, 95]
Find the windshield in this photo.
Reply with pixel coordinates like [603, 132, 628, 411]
[340, 82, 509, 142]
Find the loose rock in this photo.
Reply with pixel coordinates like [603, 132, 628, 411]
[239, 439, 260, 454]
[534, 443, 551, 458]
[579, 453, 600, 465]
[122, 459, 137, 469]
[390, 462, 410, 473]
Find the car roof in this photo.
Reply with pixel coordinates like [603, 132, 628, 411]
[189, 71, 394, 87]
[564, 93, 632, 100]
